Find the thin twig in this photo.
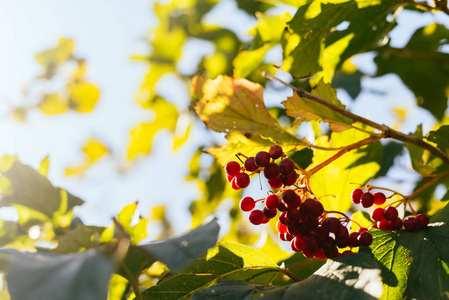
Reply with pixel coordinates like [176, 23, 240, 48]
[121, 262, 144, 300]
[407, 170, 449, 200]
[263, 72, 449, 166]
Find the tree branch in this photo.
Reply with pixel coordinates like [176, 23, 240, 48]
[263, 72, 449, 166]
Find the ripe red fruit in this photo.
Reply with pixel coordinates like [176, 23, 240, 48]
[389, 217, 403, 231]
[314, 249, 326, 260]
[240, 196, 255, 211]
[225, 161, 241, 177]
[277, 200, 289, 212]
[287, 225, 299, 236]
[415, 214, 430, 229]
[255, 151, 271, 167]
[358, 232, 373, 247]
[361, 192, 375, 208]
[265, 194, 279, 210]
[383, 206, 398, 221]
[284, 232, 294, 241]
[268, 176, 283, 189]
[300, 199, 324, 218]
[324, 246, 340, 259]
[356, 227, 368, 233]
[244, 157, 259, 172]
[351, 188, 363, 204]
[302, 246, 316, 258]
[264, 162, 280, 179]
[230, 177, 240, 190]
[279, 158, 295, 175]
[302, 216, 319, 232]
[280, 172, 297, 186]
[268, 145, 283, 159]
[276, 220, 287, 234]
[370, 207, 385, 222]
[263, 207, 277, 219]
[249, 210, 264, 225]
[226, 174, 234, 182]
[335, 226, 349, 243]
[403, 216, 417, 231]
[347, 232, 361, 247]
[322, 217, 341, 233]
[281, 190, 297, 204]
[286, 210, 301, 224]
[315, 226, 329, 240]
[320, 236, 336, 250]
[235, 173, 250, 188]
[377, 219, 390, 230]
[373, 192, 386, 205]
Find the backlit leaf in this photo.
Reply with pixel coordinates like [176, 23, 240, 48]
[282, 81, 353, 132]
[193, 75, 305, 145]
[53, 224, 104, 254]
[38, 93, 69, 115]
[65, 137, 109, 176]
[282, 1, 400, 81]
[426, 125, 449, 154]
[34, 38, 74, 75]
[67, 82, 100, 113]
[308, 129, 382, 212]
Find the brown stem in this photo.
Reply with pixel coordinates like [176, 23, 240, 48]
[121, 262, 143, 300]
[263, 73, 449, 166]
[407, 170, 449, 200]
[307, 136, 380, 176]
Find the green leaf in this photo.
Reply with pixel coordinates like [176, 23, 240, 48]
[0, 160, 84, 218]
[361, 203, 449, 299]
[1, 249, 113, 300]
[193, 75, 306, 146]
[308, 129, 383, 213]
[274, 253, 325, 285]
[283, 1, 400, 81]
[405, 125, 444, 177]
[142, 241, 282, 300]
[53, 224, 105, 254]
[375, 23, 449, 120]
[282, 81, 353, 132]
[190, 253, 383, 299]
[427, 125, 449, 154]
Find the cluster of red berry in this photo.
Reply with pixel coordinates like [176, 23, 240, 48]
[351, 188, 430, 231]
[225, 145, 431, 260]
[225, 145, 374, 260]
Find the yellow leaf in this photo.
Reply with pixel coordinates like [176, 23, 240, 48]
[127, 98, 178, 160]
[38, 93, 69, 115]
[34, 38, 74, 70]
[65, 137, 109, 176]
[135, 64, 174, 108]
[37, 156, 50, 177]
[67, 82, 100, 113]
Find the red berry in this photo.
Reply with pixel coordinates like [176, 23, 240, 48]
[361, 192, 374, 208]
[351, 188, 363, 204]
[314, 249, 327, 260]
[322, 217, 341, 233]
[287, 225, 299, 236]
[240, 196, 255, 211]
[358, 232, 373, 247]
[235, 173, 250, 188]
[335, 226, 349, 243]
[265, 194, 279, 210]
[226, 174, 234, 182]
[268, 176, 283, 189]
[415, 214, 429, 229]
[373, 192, 386, 205]
[302, 216, 319, 232]
[286, 210, 301, 224]
[284, 232, 294, 241]
[302, 246, 316, 258]
[377, 219, 390, 230]
[389, 217, 403, 231]
[356, 227, 368, 233]
[370, 207, 384, 222]
[292, 235, 306, 250]
[383, 206, 398, 221]
[263, 207, 277, 219]
[255, 151, 270, 167]
[280, 172, 297, 186]
[324, 246, 339, 259]
[225, 161, 241, 177]
[264, 162, 280, 179]
[300, 199, 324, 218]
[244, 157, 258, 172]
[231, 177, 240, 190]
[347, 232, 360, 247]
[403, 216, 417, 231]
[315, 226, 329, 240]
[279, 212, 287, 225]
[281, 190, 297, 204]
[268, 145, 283, 159]
[276, 220, 287, 234]
[279, 158, 295, 175]
[320, 236, 336, 250]
[249, 210, 264, 225]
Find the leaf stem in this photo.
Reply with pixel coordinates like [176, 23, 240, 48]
[407, 170, 449, 201]
[263, 73, 449, 166]
[121, 262, 143, 300]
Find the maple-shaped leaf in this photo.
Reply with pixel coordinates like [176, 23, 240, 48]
[282, 81, 353, 132]
[193, 75, 305, 146]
